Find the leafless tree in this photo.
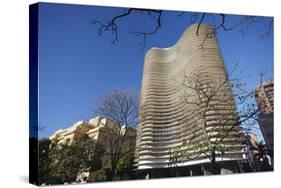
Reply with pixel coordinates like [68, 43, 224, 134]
[91, 8, 273, 50]
[168, 63, 265, 174]
[92, 89, 139, 180]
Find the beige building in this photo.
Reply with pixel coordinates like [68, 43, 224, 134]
[49, 116, 136, 181]
[135, 24, 246, 175]
[255, 80, 274, 149]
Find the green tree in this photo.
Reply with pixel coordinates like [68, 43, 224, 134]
[99, 166, 112, 181]
[117, 150, 135, 179]
[48, 143, 80, 184]
[38, 138, 52, 185]
[46, 137, 104, 184]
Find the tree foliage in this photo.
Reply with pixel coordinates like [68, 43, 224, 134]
[38, 138, 52, 185]
[38, 137, 104, 185]
[117, 150, 135, 179]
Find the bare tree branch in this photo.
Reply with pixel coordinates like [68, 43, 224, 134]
[92, 89, 139, 179]
[130, 10, 162, 51]
[167, 62, 266, 174]
[91, 8, 272, 51]
[91, 8, 162, 47]
[196, 13, 206, 36]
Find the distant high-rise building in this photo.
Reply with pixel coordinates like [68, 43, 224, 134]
[135, 24, 246, 176]
[255, 80, 274, 114]
[255, 80, 274, 149]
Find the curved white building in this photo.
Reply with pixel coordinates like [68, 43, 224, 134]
[135, 24, 245, 173]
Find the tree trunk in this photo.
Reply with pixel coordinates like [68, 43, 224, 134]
[211, 150, 221, 174]
[108, 162, 118, 181]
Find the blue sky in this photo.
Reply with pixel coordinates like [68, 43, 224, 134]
[37, 3, 273, 140]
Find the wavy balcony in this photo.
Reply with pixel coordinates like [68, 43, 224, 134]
[135, 24, 245, 170]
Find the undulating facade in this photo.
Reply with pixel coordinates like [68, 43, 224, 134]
[135, 24, 246, 175]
